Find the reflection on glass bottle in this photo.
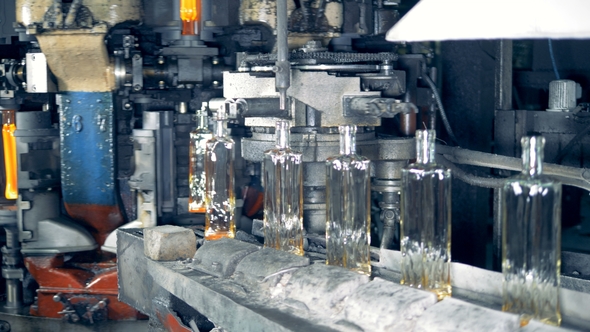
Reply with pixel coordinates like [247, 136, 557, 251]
[502, 136, 561, 326]
[326, 125, 371, 275]
[2, 110, 17, 200]
[263, 121, 304, 256]
[204, 108, 235, 240]
[189, 103, 212, 213]
[400, 130, 451, 300]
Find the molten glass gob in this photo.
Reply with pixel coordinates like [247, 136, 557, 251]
[180, 0, 201, 35]
[188, 103, 212, 213]
[204, 108, 235, 240]
[262, 121, 304, 256]
[326, 125, 371, 275]
[501, 136, 561, 326]
[2, 110, 17, 200]
[400, 130, 452, 300]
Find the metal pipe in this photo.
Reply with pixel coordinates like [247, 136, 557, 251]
[421, 66, 459, 146]
[275, 0, 290, 111]
[436, 154, 505, 189]
[437, 144, 590, 192]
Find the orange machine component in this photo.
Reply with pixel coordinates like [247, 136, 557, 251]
[25, 255, 145, 323]
[180, 0, 201, 35]
[2, 110, 17, 200]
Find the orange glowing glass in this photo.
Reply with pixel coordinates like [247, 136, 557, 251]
[180, 0, 201, 35]
[2, 110, 17, 200]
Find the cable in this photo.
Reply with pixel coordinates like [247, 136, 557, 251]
[548, 39, 560, 80]
[421, 68, 460, 146]
[553, 122, 590, 164]
[436, 154, 506, 189]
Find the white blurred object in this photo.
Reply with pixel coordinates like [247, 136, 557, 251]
[386, 0, 590, 42]
[101, 220, 144, 254]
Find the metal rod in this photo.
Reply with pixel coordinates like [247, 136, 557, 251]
[275, 0, 290, 111]
[494, 40, 513, 111]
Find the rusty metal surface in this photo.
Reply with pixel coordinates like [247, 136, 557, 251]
[24, 255, 144, 322]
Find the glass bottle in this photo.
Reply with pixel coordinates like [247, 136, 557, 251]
[2, 110, 17, 200]
[400, 130, 452, 300]
[204, 108, 236, 240]
[262, 121, 304, 256]
[501, 135, 561, 326]
[325, 125, 371, 275]
[188, 103, 212, 213]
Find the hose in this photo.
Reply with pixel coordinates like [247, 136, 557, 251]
[421, 67, 460, 146]
[437, 144, 590, 192]
[436, 154, 506, 189]
[548, 39, 560, 80]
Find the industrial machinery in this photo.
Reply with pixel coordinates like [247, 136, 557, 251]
[0, 0, 589, 331]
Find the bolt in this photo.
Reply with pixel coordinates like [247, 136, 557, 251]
[124, 103, 132, 109]
[212, 57, 220, 65]
[97, 299, 108, 309]
[71, 314, 79, 322]
[383, 209, 395, 220]
[133, 54, 141, 61]
[157, 56, 165, 65]
[53, 294, 61, 302]
[158, 81, 165, 89]
[133, 84, 142, 91]
[22, 82, 27, 89]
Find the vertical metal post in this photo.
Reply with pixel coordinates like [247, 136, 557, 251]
[275, 0, 290, 110]
[495, 40, 513, 111]
[493, 39, 512, 271]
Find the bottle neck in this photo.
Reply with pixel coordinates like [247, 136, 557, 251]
[215, 120, 225, 137]
[339, 125, 356, 155]
[275, 121, 290, 149]
[522, 136, 544, 176]
[416, 130, 436, 164]
[196, 112, 207, 129]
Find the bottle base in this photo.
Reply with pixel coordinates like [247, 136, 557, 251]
[431, 287, 452, 301]
[326, 261, 371, 276]
[501, 310, 561, 327]
[204, 231, 235, 241]
[188, 207, 206, 213]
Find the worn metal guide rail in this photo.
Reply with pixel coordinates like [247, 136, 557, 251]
[118, 228, 590, 332]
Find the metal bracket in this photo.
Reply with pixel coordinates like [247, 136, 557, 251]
[343, 96, 417, 118]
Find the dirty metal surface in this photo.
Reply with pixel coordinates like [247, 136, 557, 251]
[58, 92, 124, 245]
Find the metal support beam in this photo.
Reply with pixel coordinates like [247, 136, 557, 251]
[493, 39, 513, 270]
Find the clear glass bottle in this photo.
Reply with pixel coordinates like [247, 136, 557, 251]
[325, 125, 371, 275]
[2, 110, 17, 200]
[204, 108, 236, 240]
[262, 121, 304, 256]
[501, 135, 561, 326]
[400, 130, 452, 300]
[189, 103, 212, 213]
